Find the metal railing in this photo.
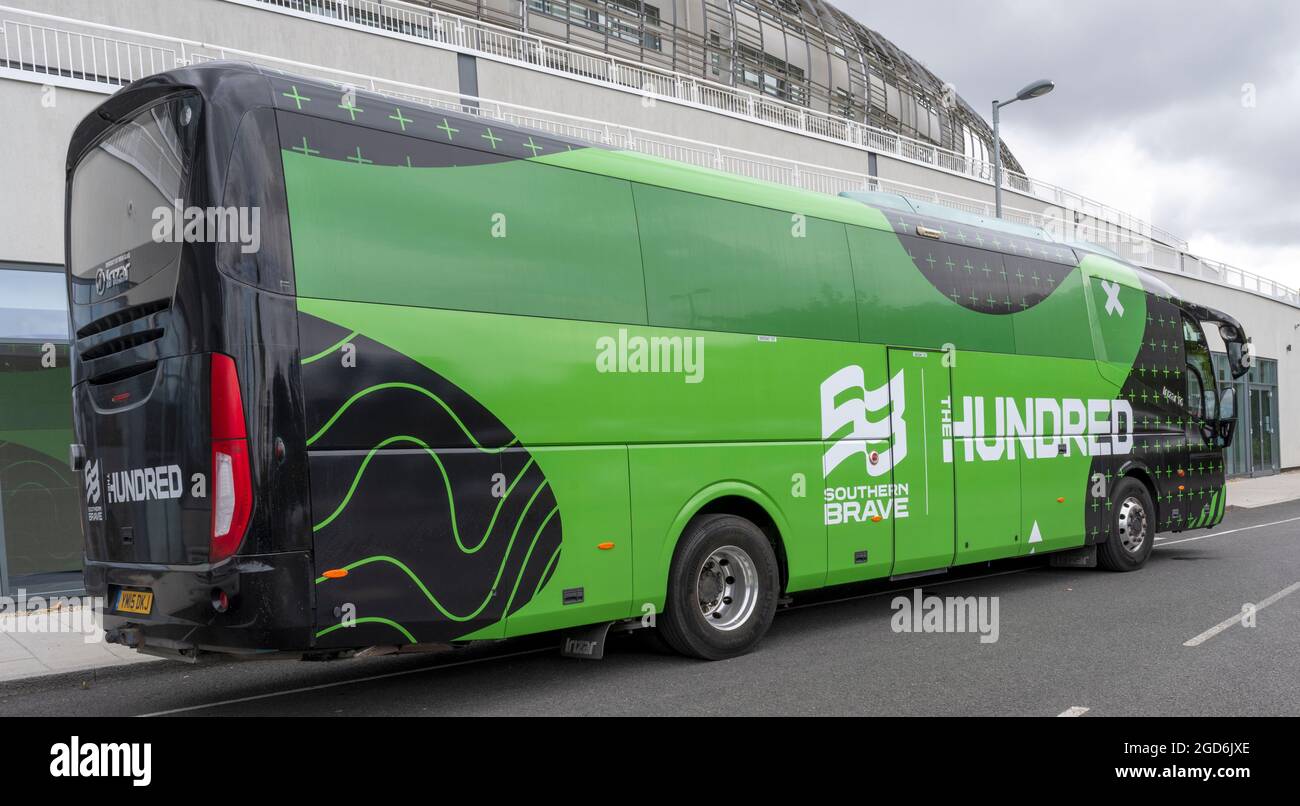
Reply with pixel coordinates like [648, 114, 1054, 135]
[0, 4, 1294, 307]
[0, 17, 176, 85]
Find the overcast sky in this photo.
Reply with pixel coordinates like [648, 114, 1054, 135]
[835, 0, 1300, 290]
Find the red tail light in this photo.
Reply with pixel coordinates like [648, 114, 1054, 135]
[210, 353, 251, 562]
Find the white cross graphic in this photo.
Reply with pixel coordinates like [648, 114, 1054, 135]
[1100, 280, 1125, 317]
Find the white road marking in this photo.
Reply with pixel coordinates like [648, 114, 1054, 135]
[1155, 516, 1300, 548]
[135, 647, 551, 717]
[1183, 579, 1300, 648]
[1058, 706, 1090, 717]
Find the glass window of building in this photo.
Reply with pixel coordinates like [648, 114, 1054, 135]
[0, 264, 80, 595]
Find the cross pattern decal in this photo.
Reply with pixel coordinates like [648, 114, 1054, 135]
[271, 78, 574, 166]
[899, 230, 1079, 317]
[1100, 279, 1125, 317]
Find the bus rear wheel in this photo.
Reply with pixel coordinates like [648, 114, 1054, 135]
[1098, 477, 1155, 572]
[659, 514, 779, 660]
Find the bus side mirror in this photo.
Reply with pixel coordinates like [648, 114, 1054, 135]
[1219, 386, 1236, 422]
[1215, 387, 1237, 448]
[1224, 334, 1254, 379]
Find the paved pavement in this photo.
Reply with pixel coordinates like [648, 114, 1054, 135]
[1227, 468, 1300, 509]
[1, 496, 1297, 716]
[0, 604, 155, 683]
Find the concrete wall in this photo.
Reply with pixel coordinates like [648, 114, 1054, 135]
[5, 0, 461, 85]
[0, 80, 104, 263]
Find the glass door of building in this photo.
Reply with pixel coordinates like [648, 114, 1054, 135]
[1212, 353, 1280, 478]
[1249, 386, 1279, 476]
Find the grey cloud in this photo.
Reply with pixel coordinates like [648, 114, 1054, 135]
[833, 0, 1300, 266]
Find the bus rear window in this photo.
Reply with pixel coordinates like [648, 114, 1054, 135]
[69, 95, 199, 298]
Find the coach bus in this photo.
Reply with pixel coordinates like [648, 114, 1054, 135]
[65, 63, 1251, 662]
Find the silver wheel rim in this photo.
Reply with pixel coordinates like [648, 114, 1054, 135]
[695, 545, 759, 632]
[1117, 496, 1148, 553]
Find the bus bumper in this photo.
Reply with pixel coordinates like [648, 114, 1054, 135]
[84, 551, 315, 658]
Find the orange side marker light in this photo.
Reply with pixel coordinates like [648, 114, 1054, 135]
[871, 515, 883, 522]
[322, 568, 348, 579]
[1056, 497, 1066, 503]
[597, 541, 615, 550]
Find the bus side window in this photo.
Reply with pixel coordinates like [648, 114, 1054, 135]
[634, 184, 858, 341]
[1183, 315, 1217, 421]
[1186, 366, 1204, 419]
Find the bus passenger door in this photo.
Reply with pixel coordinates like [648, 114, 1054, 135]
[822, 348, 896, 586]
[886, 348, 956, 576]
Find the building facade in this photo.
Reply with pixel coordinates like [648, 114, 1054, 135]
[429, 0, 1025, 174]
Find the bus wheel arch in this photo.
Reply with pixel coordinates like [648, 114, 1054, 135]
[1098, 472, 1157, 572]
[693, 495, 789, 594]
[657, 491, 785, 659]
[663, 484, 791, 596]
[1116, 462, 1161, 534]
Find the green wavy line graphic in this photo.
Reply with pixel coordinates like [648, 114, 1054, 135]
[312, 434, 535, 546]
[306, 381, 519, 451]
[301, 330, 359, 365]
[500, 507, 560, 616]
[315, 616, 415, 643]
[533, 544, 562, 600]
[315, 491, 556, 623]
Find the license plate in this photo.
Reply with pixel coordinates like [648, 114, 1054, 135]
[115, 590, 153, 615]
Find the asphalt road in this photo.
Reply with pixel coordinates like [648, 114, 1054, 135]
[3, 498, 1298, 717]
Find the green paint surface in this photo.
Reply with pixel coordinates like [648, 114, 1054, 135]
[283, 136, 1214, 642]
[283, 151, 648, 324]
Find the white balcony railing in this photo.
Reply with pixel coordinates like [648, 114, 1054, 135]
[0, 17, 176, 85]
[0, 3, 1294, 308]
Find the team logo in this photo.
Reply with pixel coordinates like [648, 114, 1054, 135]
[820, 366, 907, 477]
[84, 459, 101, 505]
[84, 459, 104, 522]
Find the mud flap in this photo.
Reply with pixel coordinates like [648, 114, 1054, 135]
[1048, 545, 1097, 568]
[559, 621, 613, 660]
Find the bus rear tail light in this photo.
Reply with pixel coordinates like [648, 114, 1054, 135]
[210, 354, 251, 563]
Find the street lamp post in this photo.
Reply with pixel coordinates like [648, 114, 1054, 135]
[992, 79, 1055, 218]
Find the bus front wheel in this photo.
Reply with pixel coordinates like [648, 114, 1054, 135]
[1098, 477, 1156, 572]
[659, 514, 780, 660]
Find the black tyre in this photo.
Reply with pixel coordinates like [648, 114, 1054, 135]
[1098, 477, 1155, 571]
[658, 514, 780, 660]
